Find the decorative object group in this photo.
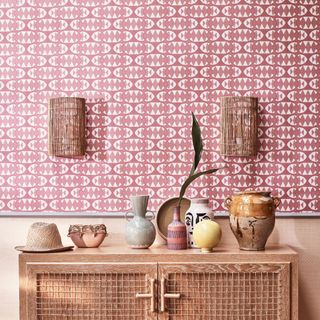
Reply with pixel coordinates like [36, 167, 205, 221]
[17, 106, 281, 254]
[167, 113, 222, 251]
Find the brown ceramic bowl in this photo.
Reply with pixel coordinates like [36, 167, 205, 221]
[68, 224, 107, 248]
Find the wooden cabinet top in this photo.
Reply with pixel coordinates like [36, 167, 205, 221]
[19, 234, 297, 263]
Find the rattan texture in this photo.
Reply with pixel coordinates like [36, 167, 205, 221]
[34, 265, 286, 320]
[36, 272, 149, 319]
[166, 269, 283, 319]
[48, 97, 85, 157]
[220, 96, 258, 157]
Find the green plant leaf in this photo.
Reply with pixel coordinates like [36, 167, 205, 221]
[178, 168, 220, 206]
[189, 112, 203, 176]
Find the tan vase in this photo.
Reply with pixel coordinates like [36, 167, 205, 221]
[225, 191, 280, 251]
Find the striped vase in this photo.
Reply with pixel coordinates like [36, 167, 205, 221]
[167, 206, 187, 250]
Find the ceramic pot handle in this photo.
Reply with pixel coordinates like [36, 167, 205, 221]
[273, 197, 281, 208]
[125, 211, 133, 221]
[146, 210, 155, 221]
[224, 197, 232, 210]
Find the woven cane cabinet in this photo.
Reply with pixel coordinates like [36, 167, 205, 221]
[19, 242, 298, 320]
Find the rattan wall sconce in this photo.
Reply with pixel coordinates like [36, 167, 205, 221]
[220, 96, 258, 157]
[48, 97, 86, 157]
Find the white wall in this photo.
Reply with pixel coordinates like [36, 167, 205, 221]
[0, 217, 319, 320]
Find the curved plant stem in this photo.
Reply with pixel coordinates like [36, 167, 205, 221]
[178, 169, 220, 206]
[189, 112, 203, 176]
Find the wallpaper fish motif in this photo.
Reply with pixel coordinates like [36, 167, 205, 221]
[0, 0, 319, 214]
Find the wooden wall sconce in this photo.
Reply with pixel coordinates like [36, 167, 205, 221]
[48, 97, 86, 157]
[220, 96, 258, 157]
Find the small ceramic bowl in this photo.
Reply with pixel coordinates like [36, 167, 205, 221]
[68, 224, 107, 248]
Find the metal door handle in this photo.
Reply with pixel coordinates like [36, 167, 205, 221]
[160, 277, 181, 312]
[136, 278, 155, 312]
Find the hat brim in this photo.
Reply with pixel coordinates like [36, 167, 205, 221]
[15, 245, 74, 253]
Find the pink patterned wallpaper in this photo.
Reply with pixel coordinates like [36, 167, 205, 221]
[0, 0, 319, 214]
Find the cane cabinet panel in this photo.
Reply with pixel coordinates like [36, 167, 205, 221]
[158, 263, 290, 320]
[24, 263, 157, 320]
[19, 245, 298, 320]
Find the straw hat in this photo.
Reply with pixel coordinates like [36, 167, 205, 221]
[15, 222, 74, 253]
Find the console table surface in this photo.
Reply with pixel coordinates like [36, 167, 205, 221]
[20, 234, 298, 262]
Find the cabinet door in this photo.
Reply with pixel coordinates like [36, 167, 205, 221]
[24, 263, 157, 320]
[158, 263, 290, 320]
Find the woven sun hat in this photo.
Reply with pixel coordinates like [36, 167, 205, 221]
[15, 222, 74, 253]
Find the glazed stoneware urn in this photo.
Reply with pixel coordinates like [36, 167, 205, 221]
[125, 195, 156, 249]
[225, 191, 281, 251]
[167, 206, 187, 250]
[185, 198, 214, 248]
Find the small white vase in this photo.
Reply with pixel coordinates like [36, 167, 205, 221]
[185, 198, 214, 248]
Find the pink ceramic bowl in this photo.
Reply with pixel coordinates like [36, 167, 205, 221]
[68, 224, 107, 248]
